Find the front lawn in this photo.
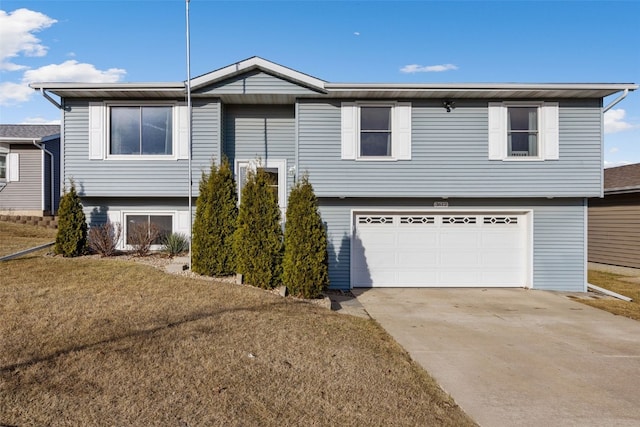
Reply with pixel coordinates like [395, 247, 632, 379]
[0, 254, 475, 426]
[581, 270, 640, 321]
[0, 221, 56, 257]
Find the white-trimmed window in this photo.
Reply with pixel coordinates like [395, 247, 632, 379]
[341, 102, 412, 160]
[0, 146, 19, 182]
[88, 102, 189, 160]
[236, 159, 287, 211]
[106, 210, 190, 250]
[488, 102, 559, 161]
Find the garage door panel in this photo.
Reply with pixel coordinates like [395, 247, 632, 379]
[353, 212, 528, 288]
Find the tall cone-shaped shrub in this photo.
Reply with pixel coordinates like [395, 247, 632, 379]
[233, 167, 283, 289]
[192, 158, 238, 276]
[283, 175, 329, 298]
[55, 180, 87, 257]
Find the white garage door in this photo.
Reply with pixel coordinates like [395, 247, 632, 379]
[352, 212, 528, 287]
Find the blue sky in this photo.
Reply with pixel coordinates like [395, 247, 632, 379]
[1, 0, 638, 166]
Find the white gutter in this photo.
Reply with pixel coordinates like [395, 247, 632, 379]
[40, 88, 62, 110]
[603, 89, 629, 113]
[33, 139, 55, 215]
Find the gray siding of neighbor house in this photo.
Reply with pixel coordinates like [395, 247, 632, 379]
[63, 100, 219, 197]
[318, 197, 586, 292]
[0, 145, 42, 212]
[197, 70, 320, 96]
[298, 99, 602, 198]
[223, 104, 296, 197]
[589, 193, 640, 269]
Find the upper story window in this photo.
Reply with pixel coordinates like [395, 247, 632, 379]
[236, 159, 287, 213]
[88, 102, 189, 160]
[360, 106, 392, 157]
[341, 102, 412, 161]
[488, 102, 558, 161]
[508, 107, 538, 157]
[110, 106, 173, 155]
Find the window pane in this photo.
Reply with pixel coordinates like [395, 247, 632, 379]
[262, 167, 279, 200]
[150, 215, 172, 245]
[126, 215, 147, 244]
[111, 107, 141, 154]
[361, 132, 391, 156]
[508, 107, 537, 131]
[0, 154, 6, 180]
[361, 107, 391, 131]
[141, 107, 172, 155]
[509, 133, 538, 156]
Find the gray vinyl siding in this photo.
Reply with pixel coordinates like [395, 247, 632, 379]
[63, 100, 219, 197]
[298, 99, 602, 198]
[0, 145, 42, 212]
[318, 197, 586, 292]
[223, 104, 296, 195]
[82, 197, 187, 226]
[589, 193, 640, 269]
[197, 70, 319, 96]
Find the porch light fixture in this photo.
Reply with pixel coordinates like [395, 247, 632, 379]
[443, 100, 455, 112]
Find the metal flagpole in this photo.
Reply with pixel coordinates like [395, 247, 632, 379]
[185, 0, 193, 270]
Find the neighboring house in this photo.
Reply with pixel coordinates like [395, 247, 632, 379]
[30, 57, 637, 291]
[0, 124, 61, 216]
[589, 163, 640, 269]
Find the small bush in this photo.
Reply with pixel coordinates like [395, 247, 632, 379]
[55, 180, 87, 257]
[162, 232, 189, 256]
[128, 222, 160, 257]
[88, 221, 121, 257]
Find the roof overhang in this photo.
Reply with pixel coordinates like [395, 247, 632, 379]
[323, 83, 638, 99]
[29, 82, 186, 99]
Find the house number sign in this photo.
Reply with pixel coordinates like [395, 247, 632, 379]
[433, 201, 449, 208]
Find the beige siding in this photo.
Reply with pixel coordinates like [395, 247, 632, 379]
[589, 193, 640, 269]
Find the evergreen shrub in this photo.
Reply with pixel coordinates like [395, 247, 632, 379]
[55, 180, 88, 257]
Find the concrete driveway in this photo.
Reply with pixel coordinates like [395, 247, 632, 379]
[353, 288, 640, 427]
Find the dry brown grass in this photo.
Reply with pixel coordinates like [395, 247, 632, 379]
[0, 221, 56, 257]
[579, 270, 640, 321]
[0, 253, 475, 426]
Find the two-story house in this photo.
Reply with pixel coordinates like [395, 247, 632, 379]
[31, 57, 636, 292]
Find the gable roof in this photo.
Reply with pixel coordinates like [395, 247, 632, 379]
[604, 163, 640, 194]
[29, 56, 637, 101]
[0, 124, 60, 141]
[190, 56, 326, 93]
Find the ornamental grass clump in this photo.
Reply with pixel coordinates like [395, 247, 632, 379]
[55, 180, 87, 257]
[233, 166, 283, 289]
[192, 158, 238, 276]
[283, 175, 329, 298]
[162, 232, 190, 256]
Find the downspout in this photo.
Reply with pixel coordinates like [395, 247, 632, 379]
[33, 139, 54, 215]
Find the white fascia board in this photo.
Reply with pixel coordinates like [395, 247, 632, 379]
[190, 56, 326, 92]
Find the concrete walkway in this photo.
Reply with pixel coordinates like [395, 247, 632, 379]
[354, 288, 640, 427]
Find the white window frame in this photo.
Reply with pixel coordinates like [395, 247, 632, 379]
[488, 101, 559, 161]
[89, 101, 189, 161]
[235, 159, 287, 211]
[0, 148, 6, 183]
[341, 101, 412, 161]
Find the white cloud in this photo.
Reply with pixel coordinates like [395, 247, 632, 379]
[609, 147, 619, 154]
[604, 160, 632, 168]
[0, 8, 57, 71]
[0, 81, 34, 105]
[21, 117, 60, 125]
[354, 32, 360, 36]
[23, 60, 126, 83]
[604, 108, 634, 133]
[400, 63, 458, 73]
